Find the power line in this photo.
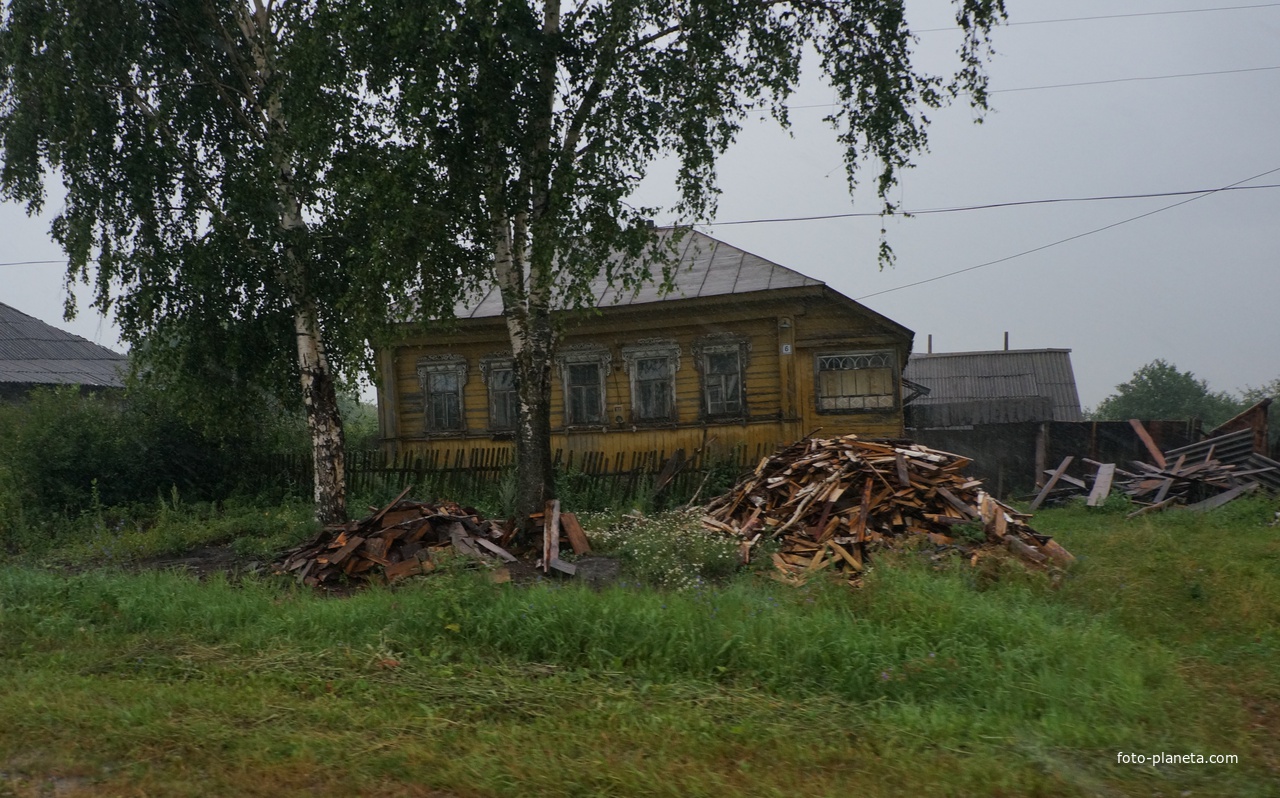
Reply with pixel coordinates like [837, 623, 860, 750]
[0, 258, 66, 267]
[10, 183, 1280, 263]
[851, 166, 1280, 302]
[993, 64, 1280, 93]
[699, 183, 1280, 227]
[916, 3, 1280, 33]
[783, 65, 1280, 110]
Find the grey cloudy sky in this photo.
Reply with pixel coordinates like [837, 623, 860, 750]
[3, 0, 1278, 408]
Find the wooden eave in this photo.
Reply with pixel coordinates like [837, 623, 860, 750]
[391, 284, 913, 348]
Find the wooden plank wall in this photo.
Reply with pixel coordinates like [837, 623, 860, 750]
[384, 293, 913, 459]
[911, 419, 1203, 499]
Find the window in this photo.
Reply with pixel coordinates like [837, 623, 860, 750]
[556, 346, 611, 426]
[480, 356, 518, 431]
[694, 334, 749, 418]
[633, 357, 674, 420]
[816, 351, 896, 411]
[416, 356, 467, 432]
[704, 351, 742, 416]
[621, 340, 680, 422]
[567, 363, 604, 424]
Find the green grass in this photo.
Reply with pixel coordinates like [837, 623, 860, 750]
[1, 498, 1279, 796]
[5, 497, 319, 566]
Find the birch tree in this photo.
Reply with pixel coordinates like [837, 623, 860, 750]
[351, 0, 1006, 522]
[0, 0, 468, 522]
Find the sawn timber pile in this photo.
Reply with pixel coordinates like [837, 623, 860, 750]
[702, 436, 1073, 584]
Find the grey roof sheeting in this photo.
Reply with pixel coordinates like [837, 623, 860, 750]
[453, 229, 824, 319]
[0, 302, 126, 387]
[903, 349, 1083, 428]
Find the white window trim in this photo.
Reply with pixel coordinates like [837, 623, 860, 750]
[620, 339, 681, 423]
[555, 345, 612, 427]
[416, 355, 468, 433]
[814, 349, 898, 413]
[693, 334, 750, 419]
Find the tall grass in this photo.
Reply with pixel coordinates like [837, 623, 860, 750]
[4, 499, 1279, 795]
[0, 556, 1190, 750]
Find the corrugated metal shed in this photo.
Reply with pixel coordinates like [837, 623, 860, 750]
[0, 302, 126, 388]
[1164, 428, 1280, 493]
[453, 229, 823, 319]
[904, 349, 1083, 428]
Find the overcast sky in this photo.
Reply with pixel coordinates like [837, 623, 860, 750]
[3, 0, 1278, 408]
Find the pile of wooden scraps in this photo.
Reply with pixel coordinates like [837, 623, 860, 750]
[275, 488, 518, 587]
[1032, 423, 1279, 517]
[701, 435, 1073, 585]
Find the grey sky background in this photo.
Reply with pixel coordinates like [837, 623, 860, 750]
[2, 0, 1278, 409]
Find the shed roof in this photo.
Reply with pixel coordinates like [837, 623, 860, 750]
[0, 302, 127, 388]
[453, 229, 824, 319]
[903, 349, 1083, 427]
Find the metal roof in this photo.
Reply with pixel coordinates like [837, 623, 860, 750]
[1165, 428, 1280, 493]
[453, 229, 824, 319]
[903, 349, 1083, 427]
[0, 302, 126, 388]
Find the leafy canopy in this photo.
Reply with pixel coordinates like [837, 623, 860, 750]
[1090, 359, 1242, 427]
[347, 0, 1009, 297]
[0, 0, 477, 401]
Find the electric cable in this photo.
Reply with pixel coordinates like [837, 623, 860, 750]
[851, 166, 1280, 301]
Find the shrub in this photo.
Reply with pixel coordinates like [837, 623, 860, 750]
[0, 384, 306, 549]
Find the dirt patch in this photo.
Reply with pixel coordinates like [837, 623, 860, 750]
[133, 546, 264, 580]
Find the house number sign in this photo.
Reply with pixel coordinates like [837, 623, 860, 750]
[781, 344, 793, 355]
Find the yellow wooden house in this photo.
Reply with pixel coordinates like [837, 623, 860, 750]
[376, 231, 916, 469]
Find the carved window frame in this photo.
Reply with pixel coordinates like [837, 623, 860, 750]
[479, 354, 518, 432]
[416, 355, 468, 434]
[555, 345, 612, 427]
[692, 334, 750, 420]
[620, 339, 681, 423]
[813, 350, 898, 413]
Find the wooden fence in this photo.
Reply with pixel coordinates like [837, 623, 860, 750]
[273, 443, 775, 509]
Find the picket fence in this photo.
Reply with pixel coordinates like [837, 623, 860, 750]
[273, 444, 771, 508]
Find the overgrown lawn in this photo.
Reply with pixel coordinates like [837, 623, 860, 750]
[1, 499, 1278, 796]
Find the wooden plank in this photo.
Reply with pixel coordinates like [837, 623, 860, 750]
[559, 512, 592, 555]
[473, 537, 518, 563]
[385, 558, 424, 582]
[1046, 471, 1088, 490]
[895, 452, 911, 488]
[852, 478, 873, 543]
[1128, 419, 1167, 468]
[1029, 456, 1074, 511]
[829, 542, 864, 571]
[1040, 539, 1076, 566]
[935, 486, 978, 519]
[543, 499, 561, 573]
[449, 530, 483, 558]
[323, 535, 365, 567]
[369, 485, 413, 527]
[1086, 463, 1116, 507]
[1083, 458, 1139, 478]
[1184, 483, 1258, 512]
[1006, 535, 1047, 564]
[548, 558, 577, 576]
[992, 507, 1008, 539]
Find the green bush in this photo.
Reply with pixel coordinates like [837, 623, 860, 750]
[0, 385, 308, 550]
